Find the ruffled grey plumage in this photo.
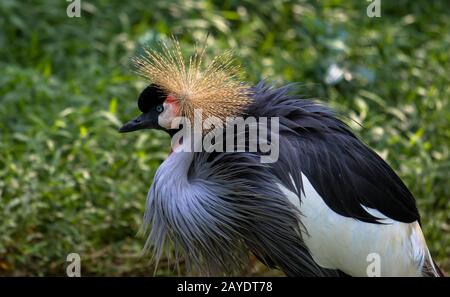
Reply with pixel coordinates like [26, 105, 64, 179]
[143, 148, 339, 276]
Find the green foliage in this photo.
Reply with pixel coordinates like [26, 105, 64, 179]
[0, 0, 448, 275]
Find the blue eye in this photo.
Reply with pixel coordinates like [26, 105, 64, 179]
[156, 104, 163, 113]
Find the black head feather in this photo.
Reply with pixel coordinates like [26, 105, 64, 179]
[137, 84, 166, 113]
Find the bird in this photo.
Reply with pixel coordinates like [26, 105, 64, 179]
[119, 40, 444, 277]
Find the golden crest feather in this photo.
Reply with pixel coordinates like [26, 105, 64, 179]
[132, 39, 251, 124]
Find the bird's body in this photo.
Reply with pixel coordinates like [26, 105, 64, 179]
[139, 82, 441, 276]
[120, 42, 443, 276]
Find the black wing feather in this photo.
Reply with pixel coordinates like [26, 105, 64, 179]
[248, 82, 420, 224]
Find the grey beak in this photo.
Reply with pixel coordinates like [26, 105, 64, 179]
[119, 115, 145, 133]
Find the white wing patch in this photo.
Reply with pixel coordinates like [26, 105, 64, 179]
[360, 205, 395, 224]
[278, 172, 431, 276]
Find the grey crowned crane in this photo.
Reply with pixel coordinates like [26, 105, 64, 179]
[119, 41, 444, 277]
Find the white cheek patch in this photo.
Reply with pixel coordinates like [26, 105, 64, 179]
[158, 102, 178, 129]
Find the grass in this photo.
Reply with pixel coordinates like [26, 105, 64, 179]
[0, 0, 448, 275]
